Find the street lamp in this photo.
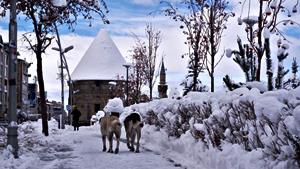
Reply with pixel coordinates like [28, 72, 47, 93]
[123, 63, 131, 106]
[7, 0, 18, 158]
[52, 28, 74, 129]
[52, 45, 74, 54]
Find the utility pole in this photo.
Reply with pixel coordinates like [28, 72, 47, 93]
[55, 23, 65, 129]
[7, 0, 18, 158]
[52, 23, 74, 129]
[123, 63, 131, 106]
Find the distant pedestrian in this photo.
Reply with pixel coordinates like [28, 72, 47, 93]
[71, 105, 81, 131]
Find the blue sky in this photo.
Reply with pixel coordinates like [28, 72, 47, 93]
[0, 0, 300, 103]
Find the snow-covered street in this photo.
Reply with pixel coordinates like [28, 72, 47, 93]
[1, 120, 181, 169]
[62, 124, 180, 169]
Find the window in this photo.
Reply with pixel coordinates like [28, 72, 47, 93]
[95, 81, 100, 87]
[94, 104, 100, 113]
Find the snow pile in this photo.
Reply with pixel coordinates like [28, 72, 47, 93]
[168, 87, 181, 99]
[90, 110, 106, 124]
[0, 119, 78, 169]
[142, 125, 266, 169]
[104, 97, 124, 114]
[130, 86, 300, 168]
[96, 110, 105, 119]
[245, 81, 267, 92]
[52, 0, 67, 7]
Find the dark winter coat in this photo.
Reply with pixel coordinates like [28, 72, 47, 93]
[71, 109, 81, 121]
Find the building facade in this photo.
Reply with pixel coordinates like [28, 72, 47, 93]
[0, 35, 32, 119]
[0, 36, 8, 118]
[72, 80, 121, 122]
[16, 58, 31, 112]
[71, 30, 126, 124]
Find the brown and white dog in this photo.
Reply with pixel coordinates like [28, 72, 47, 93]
[100, 115, 121, 154]
[123, 113, 143, 153]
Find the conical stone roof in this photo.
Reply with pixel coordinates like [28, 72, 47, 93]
[71, 29, 126, 81]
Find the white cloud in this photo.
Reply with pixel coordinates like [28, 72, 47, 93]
[130, 0, 180, 6]
[131, 0, 160, 6]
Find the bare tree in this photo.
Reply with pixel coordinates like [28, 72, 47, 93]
[162, 0, 208, 95]
[132, 23, 162, 100]
[162, 0, 233, 93]
[0, 0, 109, 136]
[129, 45, 147, 103]
[203, 0, 234, 92]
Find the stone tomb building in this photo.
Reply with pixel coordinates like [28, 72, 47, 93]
[71, 30, 126, 124]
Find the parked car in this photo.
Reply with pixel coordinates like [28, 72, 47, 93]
[17, 110, 28, 124]
[17, 110, 41, 123]
[27, 112, 41, 121]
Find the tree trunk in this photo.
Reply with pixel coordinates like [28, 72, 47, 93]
[210, 7, 215, 92]
[256, 0, 264, 81]
[149, 81, 153, 100]
[256, 52, 262, 81]
[36, 50, 49, 136]
[193, 51, 199, 92]
[210, 73, 214, 92]
[265, 38, 273, 91]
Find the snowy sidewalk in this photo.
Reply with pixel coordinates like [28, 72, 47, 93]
[2, 121, 182, 169]
[66, 125, 181, 169]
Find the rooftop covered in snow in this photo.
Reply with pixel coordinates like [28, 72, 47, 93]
[71, 29, 126, 81]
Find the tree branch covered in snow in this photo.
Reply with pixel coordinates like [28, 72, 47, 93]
[275, 42, 289, 89]
[227, 0, 300, 84]
[227, 36, 255, 82]
[284, 57, 300, 90]
[264, 33, 273, 91]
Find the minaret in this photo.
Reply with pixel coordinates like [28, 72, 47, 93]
[158, 58, 168, 98]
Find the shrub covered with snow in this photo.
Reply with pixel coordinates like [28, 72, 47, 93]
[131, 87, 300, 168]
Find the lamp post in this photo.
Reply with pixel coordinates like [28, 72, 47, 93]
[123, 63, 131, 106]
[52, 24, 74, 129]
[7, 0, 18, 158]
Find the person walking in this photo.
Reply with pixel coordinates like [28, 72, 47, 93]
[71, 105, 81, 131]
